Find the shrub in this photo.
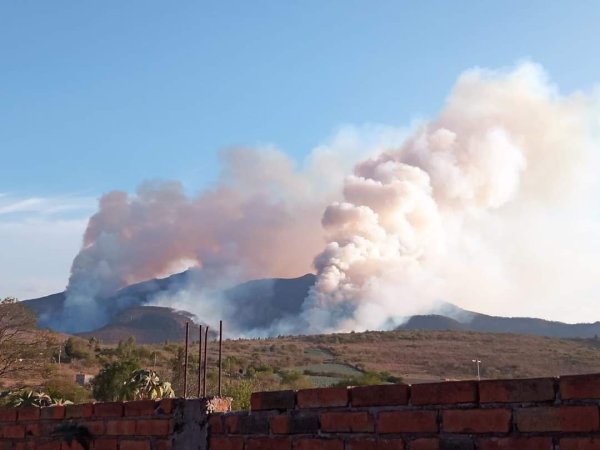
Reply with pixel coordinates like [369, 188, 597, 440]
[44, 374, 92, 404]
[92, 359, 140, 401]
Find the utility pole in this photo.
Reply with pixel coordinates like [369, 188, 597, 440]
[472, 359, 481, 380]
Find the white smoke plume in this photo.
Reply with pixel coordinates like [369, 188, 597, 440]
[291, 62, 599, 334]
[54, 128, 407, 332]
[55, 62, 600, 334]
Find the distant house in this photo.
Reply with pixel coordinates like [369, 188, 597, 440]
[75, 373, 94, 387]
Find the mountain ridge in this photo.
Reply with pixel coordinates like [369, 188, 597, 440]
[22, 270, 600, 343]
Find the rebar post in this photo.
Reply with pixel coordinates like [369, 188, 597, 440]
[197, 325, 203, 398]
[218, 320, 223, 397]
[202, 326, 209, 397]
[183, 321, 189, 398]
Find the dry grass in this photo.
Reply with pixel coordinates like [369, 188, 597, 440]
[4, 329, 600, 393]
[210, 329, 600, 384]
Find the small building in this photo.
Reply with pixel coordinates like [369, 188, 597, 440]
[75, 373, 94, 387]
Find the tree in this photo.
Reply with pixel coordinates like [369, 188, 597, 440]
[91, 359, 140, 401]
[0, 297, 51, 381]
[122, 369, 175, 400]
[63, 337, 94, 362]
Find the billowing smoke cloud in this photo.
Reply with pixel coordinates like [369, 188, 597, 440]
[55, 62, 600, 334]
[55, 128, 408, 332]
[291, 62, 599, 334]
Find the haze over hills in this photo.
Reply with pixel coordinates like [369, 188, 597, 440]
[22, 270, 600, 343]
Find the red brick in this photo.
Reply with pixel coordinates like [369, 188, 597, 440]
[124, 400, 157, 417]
[38, 441, 61, 450]
[17, 406, 40, 421]
[378, 410, 438, 433]
[25, 421, 43, 436]
[224, 413, 270, 434]
[209, 415, 224, 434]
[515, 405, 599, 432]
[91, 439, 118, 450]
[478, 437, 553, 450]
[0, 407, 17, 421]
[410, 439, 440, 450]
[136, 419, 172, 436]
[207, 397, 233, 413]
[271, 413, 319, 434]
[251, 390, 295, 411]
[347, 438, 404, 450]
[351, 384, 409, 407]
[209, 437, 244, 450]
[247, 437, 292, 450]
[158, 398, 175, 415]
[411, 381, 477, 405]
[560, 373, 600, 400]
[272, 415, 288, 434]
[292, 439, 344, 450]
[561, 437, 600, 450]
[14, 443, 36, 450]
[66, 403, 94, 418]
[82, 420, 106, 435]
[62, 440, 86, 450]
[320, 411, 374, 433]
[94, 402, 123, 417]
[119, 441, 151, 450]
[105, 419, 137, 435]
[3, 424, 25, 438]
[41, 405, 66, 420]
[297, 387, 348, 408]
[480, 378, 555, 403]
[154, 440, 172, 450]
[443, 409, 511, 433]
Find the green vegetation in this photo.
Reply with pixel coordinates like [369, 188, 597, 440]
[0, 297, 55, 380]
[5, 304, 600, 411]
[125, 369, 175, 400]
[0, 390, 72, 407]
[91, 359, 141, 401]
[333, 371, 403, 387]
[45, 373, 93, 404]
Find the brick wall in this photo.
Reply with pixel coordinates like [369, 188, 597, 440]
[0, 397, 231, 450]
[3, 374, 600, 450]
[209, 373, 600, 450]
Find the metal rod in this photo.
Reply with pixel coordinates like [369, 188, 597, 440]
[183, 322, 189, 398]
[203, 325, 209, 397]
[197, 325, 202, 398]
[218, 320, 223, 397]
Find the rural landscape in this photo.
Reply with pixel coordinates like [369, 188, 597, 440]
[4, 285, 600, 411]
[2, 3, 600, 449]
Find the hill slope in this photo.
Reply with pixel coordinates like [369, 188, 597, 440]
[198, 328, 600, 385]
[23, 271, 600, 342]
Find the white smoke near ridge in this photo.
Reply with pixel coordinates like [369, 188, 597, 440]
[55, 62, 600, 334]
[54, 126, 409, 332]
[272, 62, 599, 335]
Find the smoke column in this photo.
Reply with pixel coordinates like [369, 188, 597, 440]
[56, 62, 599, 334]
[292, 62, 598, 334]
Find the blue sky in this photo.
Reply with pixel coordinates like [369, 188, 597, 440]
[1, 1, 599, 299]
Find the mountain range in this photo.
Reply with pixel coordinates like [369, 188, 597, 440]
[22, 271, 600, 343]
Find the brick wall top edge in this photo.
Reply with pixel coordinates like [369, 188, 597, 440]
[246, 374, 600, 411]
[0, 396, 231, 417]
[480, 377, 556, 403]
[250, 390, 296, 411]
[560, 373, 600, 399]
[411, 380, 477, 405]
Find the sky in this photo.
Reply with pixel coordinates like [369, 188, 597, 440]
[1, 1, 599, 301]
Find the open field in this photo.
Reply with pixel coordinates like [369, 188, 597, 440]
[220, 329, 600, 384]
[3, 328, 600, 402]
